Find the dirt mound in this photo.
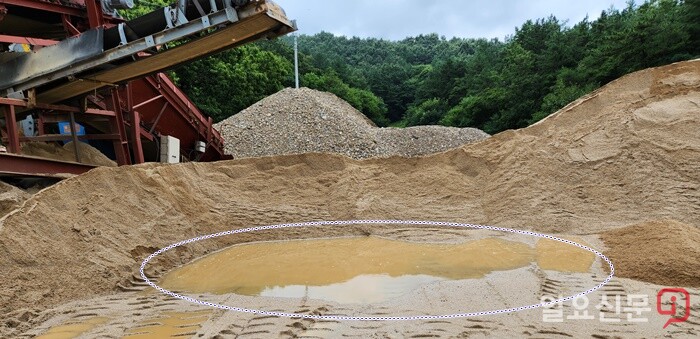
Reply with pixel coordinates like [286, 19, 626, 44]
[214, 88, 489, 159]
[0, 59, 698, 334]
[20, 141, 117, 167]
[601, 220, 700, 287]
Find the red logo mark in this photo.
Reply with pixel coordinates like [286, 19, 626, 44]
[657, 288, 690, 329]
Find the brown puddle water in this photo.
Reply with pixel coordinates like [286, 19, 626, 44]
[160, 236, 595, 304]
[123, 310, 212, 338]
[537, 237, 597, 272]
[35, 317, 109, 339]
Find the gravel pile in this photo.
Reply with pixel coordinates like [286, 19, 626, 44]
[215, 88, 489, 159]
[376, 126, 490, 157]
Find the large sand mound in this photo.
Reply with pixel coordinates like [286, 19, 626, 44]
[1, 59, 699, 336]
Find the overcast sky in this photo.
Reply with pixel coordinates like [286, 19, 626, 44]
[280, 0, 630, 41]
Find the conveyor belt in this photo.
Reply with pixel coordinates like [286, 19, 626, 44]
[1, 0, 295, 103]
[38, 6, 293, 103]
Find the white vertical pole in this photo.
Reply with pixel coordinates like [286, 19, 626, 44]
[294, 34, 300, 89]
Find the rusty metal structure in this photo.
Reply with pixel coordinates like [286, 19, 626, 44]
[0, 0, 295, 177]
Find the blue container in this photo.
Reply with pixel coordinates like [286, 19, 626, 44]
[58, 122, 86, 136]
[57, 122, 86, 145]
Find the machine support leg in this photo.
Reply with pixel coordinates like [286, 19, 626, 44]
[126, 83, 144, 164]
[131, 110, 144, 164]
[206, 116, 213, 143]
[36, 114, 45, 135]
[110, 89, 131, 166]
[68, 111, 81, 163]
[4, 105, 20, 154]
[85, 0, 104, 29]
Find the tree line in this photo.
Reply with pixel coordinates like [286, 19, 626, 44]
[128, 0, 700, 133]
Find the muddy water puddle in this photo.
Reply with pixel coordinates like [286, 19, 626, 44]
[35, 317, 109, 339]
[123, 310, 212, 338]
[160, 236, 596, 304]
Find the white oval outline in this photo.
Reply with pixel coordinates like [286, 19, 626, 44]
[140, 220, 615, 321]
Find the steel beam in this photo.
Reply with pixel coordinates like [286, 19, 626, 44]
[0, 34, 58, 46]
[39, 114, 110, 124]
[68, 111, 81, 163]
[124, 82, 144, 163]
[85, 0, 104, 29]
[62, 14, 82, 36]
[36, 114, 44, 134]
[206, 116, 213, 143]
[3, 105, 19, 153]
[0, 5, 8, 22]
[132, 94, 163, 110]
[0, 0, 118, 23]
[15, 134, 120, 142]
[109, 88, 130, 165]
[130, 109, 144, 163]
[0, 0, 84, 17]
[148, 101, 168, 134]
[0, 97, 117, 116]
[0, 153, 95, 178]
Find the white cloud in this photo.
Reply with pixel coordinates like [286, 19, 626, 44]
[278, 0, 630, 40]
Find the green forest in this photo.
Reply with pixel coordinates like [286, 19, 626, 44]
[128, 0, 700, 134]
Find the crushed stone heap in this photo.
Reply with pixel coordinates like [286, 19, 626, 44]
[214, 88, 490, 159]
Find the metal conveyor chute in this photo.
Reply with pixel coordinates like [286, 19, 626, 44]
[0, 0, 296, 103]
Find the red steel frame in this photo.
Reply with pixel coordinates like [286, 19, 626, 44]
[129, 73, 227, 162]
[1, 96, 131, 163]
[0, 152, 96, 177]
[0, 34, 57, 46]
[1, 0, 229, 176]
[0, 0, 114, 22]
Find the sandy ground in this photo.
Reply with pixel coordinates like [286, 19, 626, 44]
[13, 229, 700, 338]
[1, 59, 699, 338]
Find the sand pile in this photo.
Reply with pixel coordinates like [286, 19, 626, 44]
[214, 88, 490, 159]
[456, 59, 700, 232]
[0, 60, 698, 336]
[0, 181, 29, 218]
[602, 220, 700, 287]
[20, 141, 117, 167]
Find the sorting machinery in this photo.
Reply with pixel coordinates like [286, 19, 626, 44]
[0, 0, 295, 177]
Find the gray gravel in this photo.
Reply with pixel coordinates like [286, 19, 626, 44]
[375, 126, 491, 158]
[214, 88, 490, 159]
